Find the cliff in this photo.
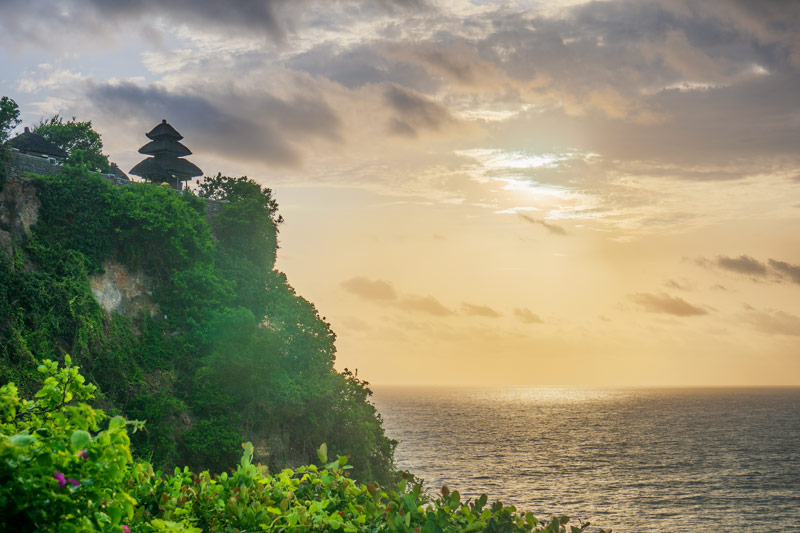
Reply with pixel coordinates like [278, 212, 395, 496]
[0, 167, 396, 484]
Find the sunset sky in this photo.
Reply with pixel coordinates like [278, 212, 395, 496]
[2, 0, 799, 386]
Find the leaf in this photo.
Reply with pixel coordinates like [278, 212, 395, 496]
[108, 416, 125, 431]
[328, 513, 343, 530]
[10, 434, 36, 447]
[70, 430, 91, 451]
[317, 443, 328, 464]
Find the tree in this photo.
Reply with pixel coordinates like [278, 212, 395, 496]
[0, 96, 20, 144]
[34, 115, 110, 172]
[0, 96, 21, 181]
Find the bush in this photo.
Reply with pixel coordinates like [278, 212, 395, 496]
[1, 359, 608, 532]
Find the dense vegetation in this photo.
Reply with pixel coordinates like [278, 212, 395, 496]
[0, 162, 394, 483]
[0, 358, 602, 532]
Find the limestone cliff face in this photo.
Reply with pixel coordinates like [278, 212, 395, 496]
[89, 260, 156, 316]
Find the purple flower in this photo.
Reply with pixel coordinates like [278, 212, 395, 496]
[76, 449, 88, 459]
[67, 477, 80, 488]
[121, 526, 130, 533]
[53, 471, 66, 488]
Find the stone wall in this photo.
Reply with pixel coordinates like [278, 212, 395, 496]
[9, 152, 63, 176]
[9, 152, 131, 186]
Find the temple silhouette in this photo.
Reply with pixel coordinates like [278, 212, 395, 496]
[130, 120, 202, 190]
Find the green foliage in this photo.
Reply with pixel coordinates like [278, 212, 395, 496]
[1, 165, 397, 484]
[0, 96, 20, 144]
[111, 184, 213, 279]
[1, 363, 609, 532]
[34, 115, 110, 172]
[0, 96, 21, 184]
[0, 356, 138, 531]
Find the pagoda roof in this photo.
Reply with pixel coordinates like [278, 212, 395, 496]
[146, 119, 183, 141]
[138, 139, 192, 157]
[129, 156, 203, 180]
[9, 128, 68, 159]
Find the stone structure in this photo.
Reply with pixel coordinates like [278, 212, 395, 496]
[129, 120, 202, 190]
[6, 152, 131, 186]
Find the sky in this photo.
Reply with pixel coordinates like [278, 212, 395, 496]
[2, 0, 799, 386]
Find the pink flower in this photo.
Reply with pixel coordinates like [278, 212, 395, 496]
[121, 526, 130, 533]
[67, 477, 80, 488]
[53, 471, 66, 488]
[76, 449, 88, 459]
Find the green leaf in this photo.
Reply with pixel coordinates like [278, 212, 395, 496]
[108, 416, 125, 431]
[10, 434, 36, 447]
[328, 513, 343, 530]
[70, 430, 91, 451]
[317, 443, 328, 464]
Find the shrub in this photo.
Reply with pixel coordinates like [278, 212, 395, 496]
[1, 359, 608, 532]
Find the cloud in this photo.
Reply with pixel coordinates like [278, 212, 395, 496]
[0, 0, 431, 47]
[514, 307, 543, 324]
[768, 259, 800, 285]
[461, 303, 501, 318]
[715, 255, 768, 276]
[341, 277, 398, 301]
[383, 85, 456, 138]
[663, 278, 692, 291]
[398, 295, 453, 316]
[629, 292, 708, 317]
[518, 214, 567, 236]
[744, 308, 800, 336]
[698, 255, 800, 286]
[87, 81, 341, 167]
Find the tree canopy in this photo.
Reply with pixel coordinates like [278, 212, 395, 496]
[34, 115, 110, 172]
[0, 96, 20, 144]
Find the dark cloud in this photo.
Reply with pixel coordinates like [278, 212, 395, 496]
[698, 255, 800, 286]
[0, 0, 431, 46]
[341, 277, 398, 301]
[87, 82, 340, 167]
[518, 214, 567, 236]
[398, 295, 453, 316]
[744, 308, 800, 336]
[286, 44, 437, 91]
[715, 255, 769, 276]
[384, 85, 456, 137]
[768, 259, 800, 285]
[514, 307, 543, 324]
[630, 292, 708, 316]
[461, 303, 501, 318]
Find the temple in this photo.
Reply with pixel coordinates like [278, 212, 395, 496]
[9, 127, 68, 160]
[130, 119, 202, 190]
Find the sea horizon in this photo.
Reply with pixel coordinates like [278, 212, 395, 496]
[372, 386, 800, 532]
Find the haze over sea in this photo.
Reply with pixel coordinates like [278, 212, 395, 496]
[372, 387, 800, 532]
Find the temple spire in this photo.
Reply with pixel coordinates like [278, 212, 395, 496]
[129, 119, 202, 190]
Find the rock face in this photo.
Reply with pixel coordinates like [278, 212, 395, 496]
[89, 260, 156, 316]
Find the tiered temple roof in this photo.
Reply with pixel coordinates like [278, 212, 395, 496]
[130, 119, 202, 190]
[9, 127, 68, 159]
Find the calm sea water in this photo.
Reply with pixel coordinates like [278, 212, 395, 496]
[371, 387, 800, 532]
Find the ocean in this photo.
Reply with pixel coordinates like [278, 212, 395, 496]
[371, 387, 800, 532]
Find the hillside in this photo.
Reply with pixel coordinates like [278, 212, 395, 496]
[0, 166, 395, 483]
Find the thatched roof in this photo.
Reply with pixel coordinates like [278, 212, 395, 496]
[138, 139, 192, 157]
[146, 119, 183, 141]
[109, 163, 130, 181]
[9, 128, 68, 159]
[129, 155, 203, 180]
